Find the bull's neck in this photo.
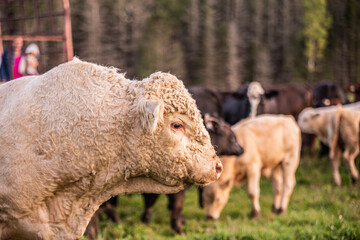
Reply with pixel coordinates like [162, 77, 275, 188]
[42, 177, 185, 240]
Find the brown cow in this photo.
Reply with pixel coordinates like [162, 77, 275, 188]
[262, 84, 313, 118]
[203, 115, 301, 219]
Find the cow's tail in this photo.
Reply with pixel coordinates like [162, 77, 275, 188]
[329, 104, 343, 159]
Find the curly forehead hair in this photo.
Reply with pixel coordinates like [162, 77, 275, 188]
[141, 72, 201, 121]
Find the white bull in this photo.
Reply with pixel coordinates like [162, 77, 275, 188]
[0, 58, 222, 239]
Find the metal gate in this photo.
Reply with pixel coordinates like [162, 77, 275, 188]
[0, 0, 73, 73]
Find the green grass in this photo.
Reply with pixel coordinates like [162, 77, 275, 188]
[82, 154, 360, 240]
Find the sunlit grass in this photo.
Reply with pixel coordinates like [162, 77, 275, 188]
[82, 153, 360, 240]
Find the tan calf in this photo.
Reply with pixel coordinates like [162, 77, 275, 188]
[203, 115, 301, 219]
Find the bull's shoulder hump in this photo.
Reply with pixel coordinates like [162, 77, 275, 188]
[0, 76, 38, 102]
[40, 57, 127, 86]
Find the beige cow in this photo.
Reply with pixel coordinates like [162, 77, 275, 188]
[0, 58, 222, 239]
[298, 105, 360, 185]
[203, 115, 301, 220]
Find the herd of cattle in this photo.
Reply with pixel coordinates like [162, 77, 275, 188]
[86, 75, 360, 237]
[0, 58, 358, 239]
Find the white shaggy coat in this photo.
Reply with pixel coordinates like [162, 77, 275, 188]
[0, 58, 221, 239]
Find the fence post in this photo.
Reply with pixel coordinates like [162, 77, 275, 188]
[63, 0, 73, 61]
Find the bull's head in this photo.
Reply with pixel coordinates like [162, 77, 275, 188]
[134, 72, 223, 190]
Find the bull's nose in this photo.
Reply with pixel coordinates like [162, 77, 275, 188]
[216, 162, 223, 179]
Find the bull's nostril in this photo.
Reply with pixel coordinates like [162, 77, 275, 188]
[216, 162, 223, 175]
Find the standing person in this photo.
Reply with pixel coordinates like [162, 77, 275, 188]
[11, 36, 25, 79]
[0, 46, 10, 82]
[19, 43, 40, 76]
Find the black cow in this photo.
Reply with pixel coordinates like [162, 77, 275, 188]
[188, 86, 224, 118]
[222, 82, 278, 125]
[312, 81, 349, 107]
[189, 83, 278, 126]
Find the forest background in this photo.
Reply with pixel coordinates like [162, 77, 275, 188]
[2, 0, 360, 90]
[70, 0, 360, 90]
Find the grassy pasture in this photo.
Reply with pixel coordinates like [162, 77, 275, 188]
[82, 153, 360, 240]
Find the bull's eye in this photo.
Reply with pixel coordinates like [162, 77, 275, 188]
[171, 122, 185, 133]
[172, 123, 182, 129]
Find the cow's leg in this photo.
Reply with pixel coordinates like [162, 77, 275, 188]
[301, 133, 317, 155]
[330, 146, 342, 186]
[103, 201, 121, 224]
[246, 163, 261, 218]
[271, 164, 283, 214]
[343, 145, 359, 184]
[319, 142, 330, 158]
[85, 211, 101, 239]
[107, 195, 119, 207]
[279, 159, 298, 214]
[141, 193, 160, 223]
[198, 187, 204, 208]
[167, 190, 186, 234]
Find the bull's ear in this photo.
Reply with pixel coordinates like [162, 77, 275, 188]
[139, 99, 164, 133]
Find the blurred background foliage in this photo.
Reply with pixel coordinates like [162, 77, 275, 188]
[70, 0, 360, 89]
[3, 0, 360, 89]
